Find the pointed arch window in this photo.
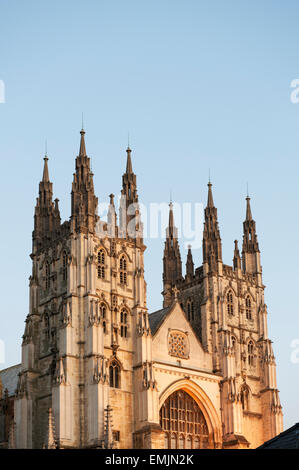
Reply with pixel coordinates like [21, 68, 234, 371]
[100, 302, 107, 333]
[120, 255, 127, 285]
[186, 299, 194, 322]
[97, 249, 105, 279]
[160, 390, 210, 449]
[248, 340, 254, 366]
[109, 360, 120, 388]
[245, 296, 252, 320]
[62, 251, 68, 281]
[227, 290, 234, 315]
[45, 261, 50, 290]
[120, 308, 128, 338]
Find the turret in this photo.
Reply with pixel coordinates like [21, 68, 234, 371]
[33, 153, 61, 251]
[242, 196, 261, 276]
[186, 245, 194, 280]
[233, 240, 241, 271]
[71, 128, 98, 234]
[162, 202, 182, 307]
[119, 146, 142, 241]
[202, 182, 222, 273]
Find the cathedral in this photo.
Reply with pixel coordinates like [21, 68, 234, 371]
[0, 129, 283, 449]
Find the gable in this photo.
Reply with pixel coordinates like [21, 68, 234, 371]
[151, 303, 212, 371]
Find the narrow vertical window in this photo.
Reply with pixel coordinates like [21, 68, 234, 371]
[187, 300, 194, 321]
[120, 309, 128, 338]
[248, 341, 254, 366]
[109, 361, 120, 388]
[245, 296, 252, 320]
[120, 255, 127, 285]
[227, 291, 234, 315]
[97, 249, 105, 279]
[100, 303, 107, 333]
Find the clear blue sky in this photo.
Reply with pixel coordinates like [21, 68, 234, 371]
[0, 0, 298, 429]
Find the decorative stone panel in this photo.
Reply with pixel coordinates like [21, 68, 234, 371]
[168, 330, 189, 359]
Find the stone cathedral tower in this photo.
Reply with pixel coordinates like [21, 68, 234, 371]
[6, 130, 282, 449]
[162, 183, 283, 448]
[13, 130, 160, 449]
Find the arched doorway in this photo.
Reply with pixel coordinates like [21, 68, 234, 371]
[160, 389, 210, 449]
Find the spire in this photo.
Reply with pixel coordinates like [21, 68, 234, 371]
[186, 244, 194, 279]
[163, 201, 182, 307]
[207, 182, 214, 208]
[33, 154, 61, 250]
[233, 240, 241, 270]
[166, 201, 178, 239]
[42, 155, 49, 182]
[242, 195, 260, 274]
[126, 146, 133, 173]
[71, 128, 98, 234]
[203, 181, 222, 272]
[246, 196, 252, 221]
[120, 146, 142, 240]
[107, 193, 118, 238]
[121, 146, 138, 205]
[79, 128, 87, 157]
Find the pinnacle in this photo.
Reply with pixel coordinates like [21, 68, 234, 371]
[207, 182, 214, 208]
[42, 156, 50, 183]
[126, 146, 133, 173]
[79, 128, 87, 157]
[246, 196, 252, 221]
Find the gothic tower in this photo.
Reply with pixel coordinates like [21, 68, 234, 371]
[163, 184, 283, 448]
[14, 131, 161, 449]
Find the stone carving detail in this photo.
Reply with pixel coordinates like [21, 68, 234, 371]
[227, 377, 237, 402]
[61, 301, 72, 327]
[168, 330, 189, 359]
[16, 374, 27, 398]
[23, 317, 33, 344]
[93, 355, 108, 384]
[53, 357, 66, 385]
[88, 299, 105, 327]
[137, 311, 150, 337]
[142, 361, 157, 390]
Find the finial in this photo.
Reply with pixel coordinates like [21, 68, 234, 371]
[246, 182, 249, 198]
[207, 179, 214, 207]
[208, 168, 211, 184]
[81, 112, 84, 131]
[170, 189, 172, 205]
[45, 139, 48, 158]
[126, 144, 133, 172]
[245, 192, 253, 221]
[127, 132, 130, 150]
[79, 125, 87, 156]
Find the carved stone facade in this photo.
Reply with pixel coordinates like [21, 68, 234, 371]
[161, 187, 283, 449]
[0, 131, 282, 448]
